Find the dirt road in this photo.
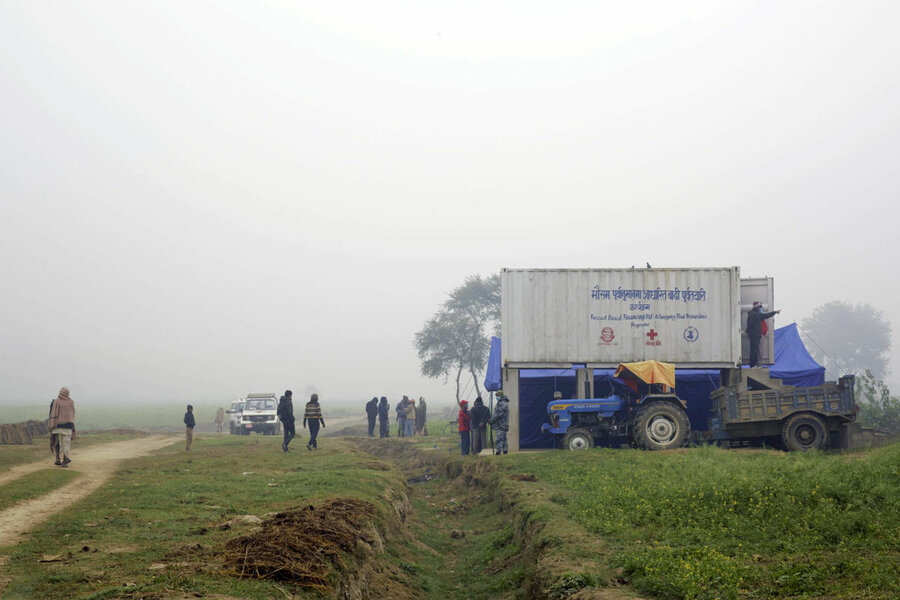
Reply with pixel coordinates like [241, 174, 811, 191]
[0, 435, 179, 547]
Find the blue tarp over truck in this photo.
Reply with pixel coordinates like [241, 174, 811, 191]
[483, 323, 825, 449]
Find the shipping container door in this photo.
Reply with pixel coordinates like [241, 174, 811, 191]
[740, 277, 775, 365]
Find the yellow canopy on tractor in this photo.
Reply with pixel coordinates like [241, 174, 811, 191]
[613, 360, 676, 389]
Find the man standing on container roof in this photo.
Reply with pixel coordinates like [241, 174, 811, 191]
[747, 301, 780, 367]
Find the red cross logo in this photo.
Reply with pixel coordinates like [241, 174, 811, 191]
[647, 329, 658, 341]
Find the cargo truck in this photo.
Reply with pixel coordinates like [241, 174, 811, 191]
[541, 363, 856, 451]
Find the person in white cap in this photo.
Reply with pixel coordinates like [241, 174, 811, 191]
[747, 301, 780, 367]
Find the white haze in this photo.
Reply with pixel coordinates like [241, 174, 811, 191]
[1, 1, 898, 409]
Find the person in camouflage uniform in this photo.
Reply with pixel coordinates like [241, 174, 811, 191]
[491, 392, 509, 455]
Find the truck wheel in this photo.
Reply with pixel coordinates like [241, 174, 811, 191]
[229, 423, 234, 435]
[633, 403, 690, 450]
[561, 428, 594, 450]
[781, 413, 828, 451]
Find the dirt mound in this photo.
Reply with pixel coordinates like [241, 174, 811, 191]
[222, 498, 377, 588]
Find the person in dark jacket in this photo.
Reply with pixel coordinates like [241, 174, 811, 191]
[365, 397, 379, 437]
[458, 400, 471, 455]
[303, 393, 326, 450]
[469, 397, 491, 454]
[278, 390, 295, 452]
[183, 404, 195, 451]
[378, 397, 390, 438]
[747, 301, 780, 367]
[490, 392, 509, 455]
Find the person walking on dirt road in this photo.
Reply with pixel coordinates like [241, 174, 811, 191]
[378, 396, 390, 438]
[48, 387, 75, 467]
[278, 390, 295, 452]
[303, 393, 326, 450]
[365, 397, 378, 437]
[491, 392, 509, 455]
[183, 405, 195, 451]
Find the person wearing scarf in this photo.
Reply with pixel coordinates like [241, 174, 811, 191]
[48, 387, 75, 467]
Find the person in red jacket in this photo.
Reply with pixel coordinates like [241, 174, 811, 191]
[458, 400, 471, 456]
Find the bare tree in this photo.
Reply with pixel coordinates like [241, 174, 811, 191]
[414, 274, 500, 402]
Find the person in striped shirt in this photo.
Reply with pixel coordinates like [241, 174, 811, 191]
[303, 393, 326, 450]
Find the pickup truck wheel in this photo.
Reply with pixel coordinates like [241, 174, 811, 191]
[781, 413, 828, 451]
[561, 428, 593, 450]
[633, 403, 690, 450]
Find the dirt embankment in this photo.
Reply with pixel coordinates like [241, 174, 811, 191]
[350, 438, 641, 600]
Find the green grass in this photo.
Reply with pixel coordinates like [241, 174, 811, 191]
[0, 444, 47, 472]
[0, 469, 81, 512]
[1, 435, 410, 599]
[499, 443, 900, 600]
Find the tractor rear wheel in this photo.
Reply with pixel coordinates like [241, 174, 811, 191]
[633, 403, 690, 450]
[781, 413, 828, 451]
[561, 427, 594, 450]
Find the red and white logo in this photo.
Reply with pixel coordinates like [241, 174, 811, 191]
[600, 327, 615, 344]
[646, 328, 661, 346]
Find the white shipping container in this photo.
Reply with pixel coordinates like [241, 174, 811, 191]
[501, 267, 743, 368]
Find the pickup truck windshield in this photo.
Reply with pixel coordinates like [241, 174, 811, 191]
[245, 399, 275, 410]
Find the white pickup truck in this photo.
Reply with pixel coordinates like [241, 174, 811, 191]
[237, 393, 280, 436]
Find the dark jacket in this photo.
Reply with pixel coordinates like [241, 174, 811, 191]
[470, 399, 491, 429]
[278, 395, 294, 422]
[747, 308, 777, 338]
[184, 411, 195, 428]
[365, 398, 379, 417]
[378, 398, 389, 420]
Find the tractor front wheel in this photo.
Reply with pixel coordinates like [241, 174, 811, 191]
[561, 427, 594, 450]
[633, 403, 690, 450]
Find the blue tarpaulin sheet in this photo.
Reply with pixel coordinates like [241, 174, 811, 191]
[770, 323, 826, 387]
[483, 324, 826, 448]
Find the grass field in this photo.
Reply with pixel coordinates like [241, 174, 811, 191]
[494, 443, 900, 600]
[1, 432, 898, 600]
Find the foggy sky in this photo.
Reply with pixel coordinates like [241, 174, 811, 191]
[2, 1, 898, 406]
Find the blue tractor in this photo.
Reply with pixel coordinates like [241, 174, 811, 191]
[541, 361, 691, 451]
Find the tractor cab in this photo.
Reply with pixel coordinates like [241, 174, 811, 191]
[542, 360, 691, 451]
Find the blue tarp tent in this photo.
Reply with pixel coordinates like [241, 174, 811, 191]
[483, 324, 826, 448]
[770, 323, 826, 387]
